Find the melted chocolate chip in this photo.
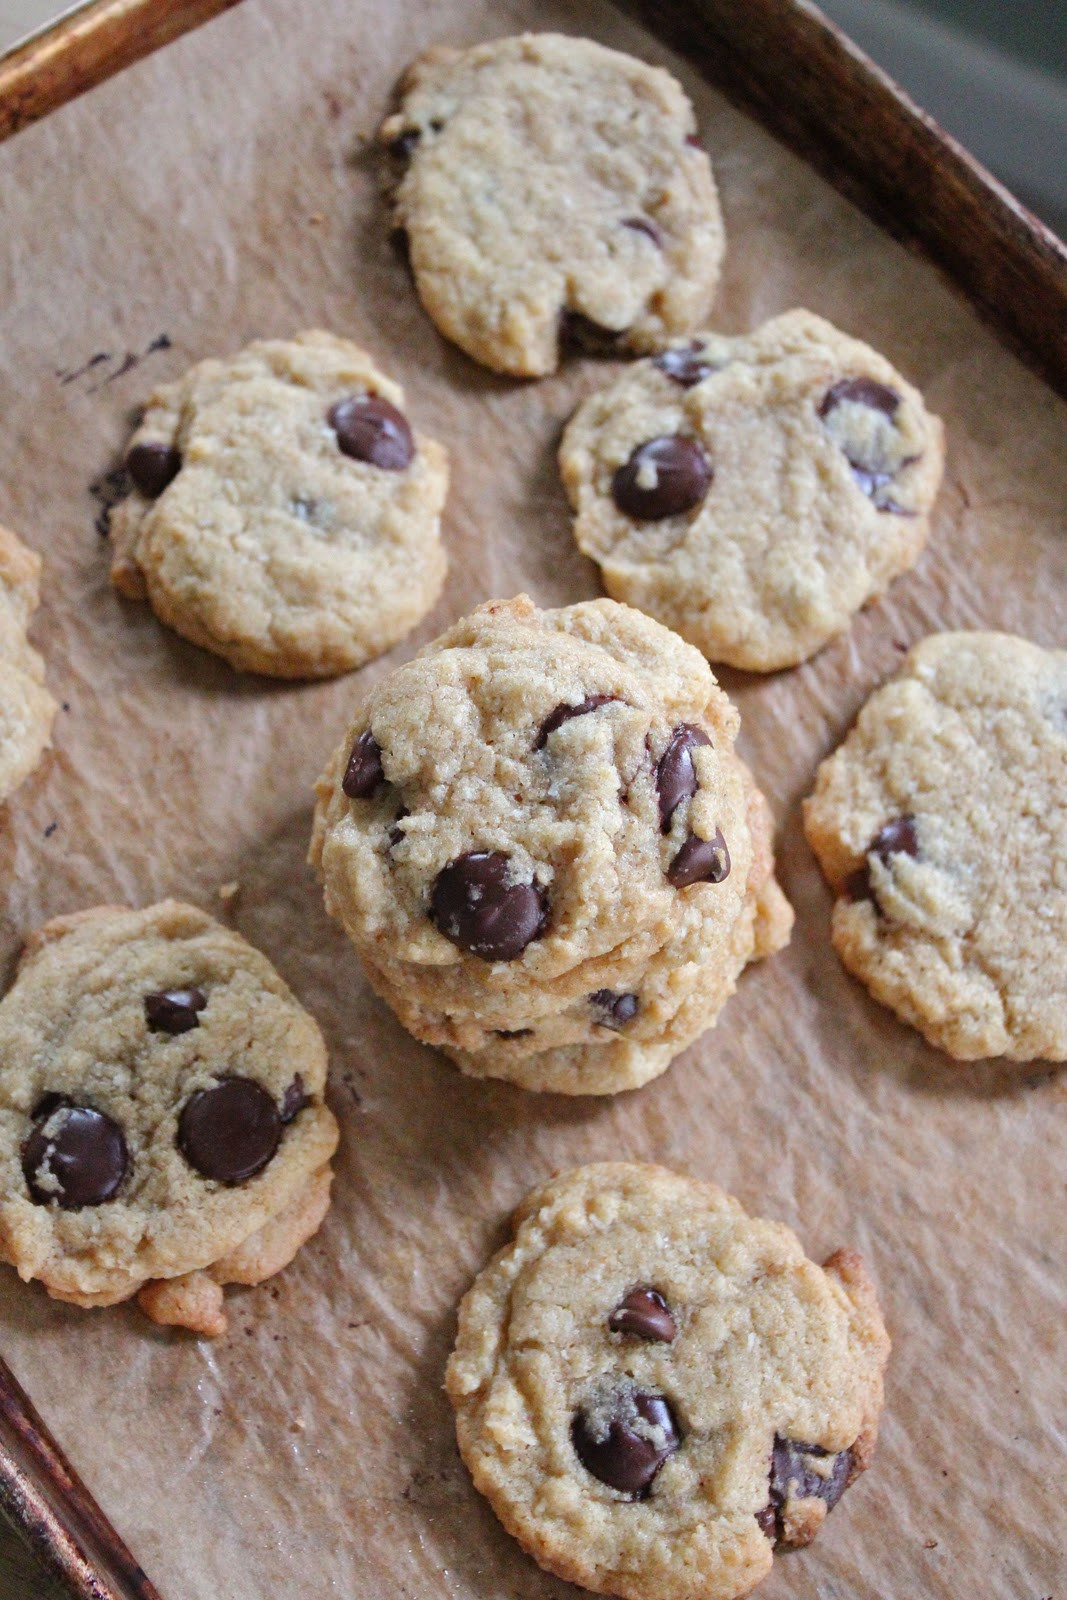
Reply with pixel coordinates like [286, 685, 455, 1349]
[764, 1437, 854, 1543]
[755, 1503, 778, 1539]
[342, 730, 386, 799]
[22, 1105, 128, 1209]
[622, 216, 662, 247]
[590, 990, 639, 1029]
[329, 395, 414, 470]
[612, 436, 711, 521]
[126, 441, 182, 499]
[819, 376, 900, 420]
[280, 1074, 309, 1123]
[144, 987, 207, 1035]
[560, 311, 629, 358]
[430, 852, 547, 962]
[535, 694, 616, 750]
[609, 1286, 676, 1343]
[668, 828, 731, 888]
[656, 724, 712, 830]
[847, 814, 919, 905]
[572, 1387, 680, 1496]
[654, 342, 715, 388]
[178, 1078, 282, 1185]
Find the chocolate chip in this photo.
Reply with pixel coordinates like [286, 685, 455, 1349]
[388, 128, 420, 161]
[342, 730, 386, 799]
[22, 1105, 128, 1209]
[612, 436, 711, 521]
[755, 1503, 777, 1539]
[654, 342, 715, 388]
[329, 396, 414, 470]
[144, 987, 207, 1035]
[668, 828, 731, 888]
[560, 311, 628, 358]
[178, 1078, 282, 1185]
[572, 1386, 680, 1496]
[819, 377, 900, 420]
[430, 852, 547, 961]
[280, 1075, 309, 1123]
[31, 1092, 71, 1122]
[608, 1287, 676, 1342]
[535, 694, 616, 750]
[590, 990, 639, 1029]
[622, 216, 662, 247]
[847, 813, 919, 905]
[656, 724, 712, 830]
[126, 441, 181, 498]
[388, 806, 409, 851]
[763, 1437, 854, 1543]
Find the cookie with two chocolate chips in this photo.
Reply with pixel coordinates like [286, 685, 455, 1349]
[0, 901, 338, 1334]
[109, 330, 449, 677]
[560, 309, 945, 671]
[447, 1163, 889, 1600]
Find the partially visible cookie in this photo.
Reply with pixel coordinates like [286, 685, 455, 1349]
[804, 632, 1067, 1060]
[380, 34, 724, 376]
[560, 310, 945, 670]
[0, 525, 57, 804]
[0, 901, 339, 1334]
[110, 331, 449, 677]
[447, 1163, 889, 1600]
[311, 595, 792, 1095]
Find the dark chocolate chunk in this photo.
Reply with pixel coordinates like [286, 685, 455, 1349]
[22, 1105, 128, 1209]
[608, 1286, 676, 1343]
[622, 216, 663, 247]
[430, 851, 547, 961]
[590, 990, 639, 1029]
[612, 436, 711, 521]
[535, 694, 616, 750]
[388, 806, 409, 851]
[126, 441, 182, 499]
[329, 395, 414, 470]
[654, 342, 715, 388]
[764, 1436, 854, 1543]
[572, 1386, 680, 1496]
[560, 311, 629, 357]
[178, 1078, 282, 1185]
[280, 1074, 309, 1123]
[819, 377, 900, 421]
[847, 813, 919, 905]
[342, 730, 386, 799]
[145, 987, 207, 1035]
[668, 828, 731, 888]
[755, 1503, 777, 1540]
[656, 724, 712, 831]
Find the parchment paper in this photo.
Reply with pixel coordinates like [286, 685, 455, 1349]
[0, 2, 1064, 1595]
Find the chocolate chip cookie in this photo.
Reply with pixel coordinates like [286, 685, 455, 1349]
[310, 595, 792, 1094]
[380, 34, 724, 376]
[560, 310, 945, 670]
[0, 524, 56, 805]
[804, 631, 1067, 1060]
[446, 1163, 889, 1600]
[110, 331, 449, 677]
[0, 902, 339, 1335]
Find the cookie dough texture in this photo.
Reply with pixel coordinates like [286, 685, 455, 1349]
[446, 1163, 889, 1600]
[0, 525, 56, 804]
[110, 331, 449, 677]
[0, 902, 339, 1334]
[804, 632, 1067, 1061]
[311, 596, 792, 1095]
[381, 34, 724, 376]
[560, 310, 945, 670]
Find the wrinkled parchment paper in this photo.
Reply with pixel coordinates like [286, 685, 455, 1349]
[0, 1, 1064, 1595]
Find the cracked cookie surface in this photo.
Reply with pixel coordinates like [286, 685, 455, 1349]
[0, 525, 56, 805]
[311, 595, 791, 1095]
[804, 631, 1067, 1060]
[446, 1163, 889, 1600]
[560, 310, 944, 670]
[110, 331, 448, 677]
[0, 901, 339, 1334]
[380, 34, 724, 376]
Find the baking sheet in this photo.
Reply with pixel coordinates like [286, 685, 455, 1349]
[0, 0, 1063, 1595]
